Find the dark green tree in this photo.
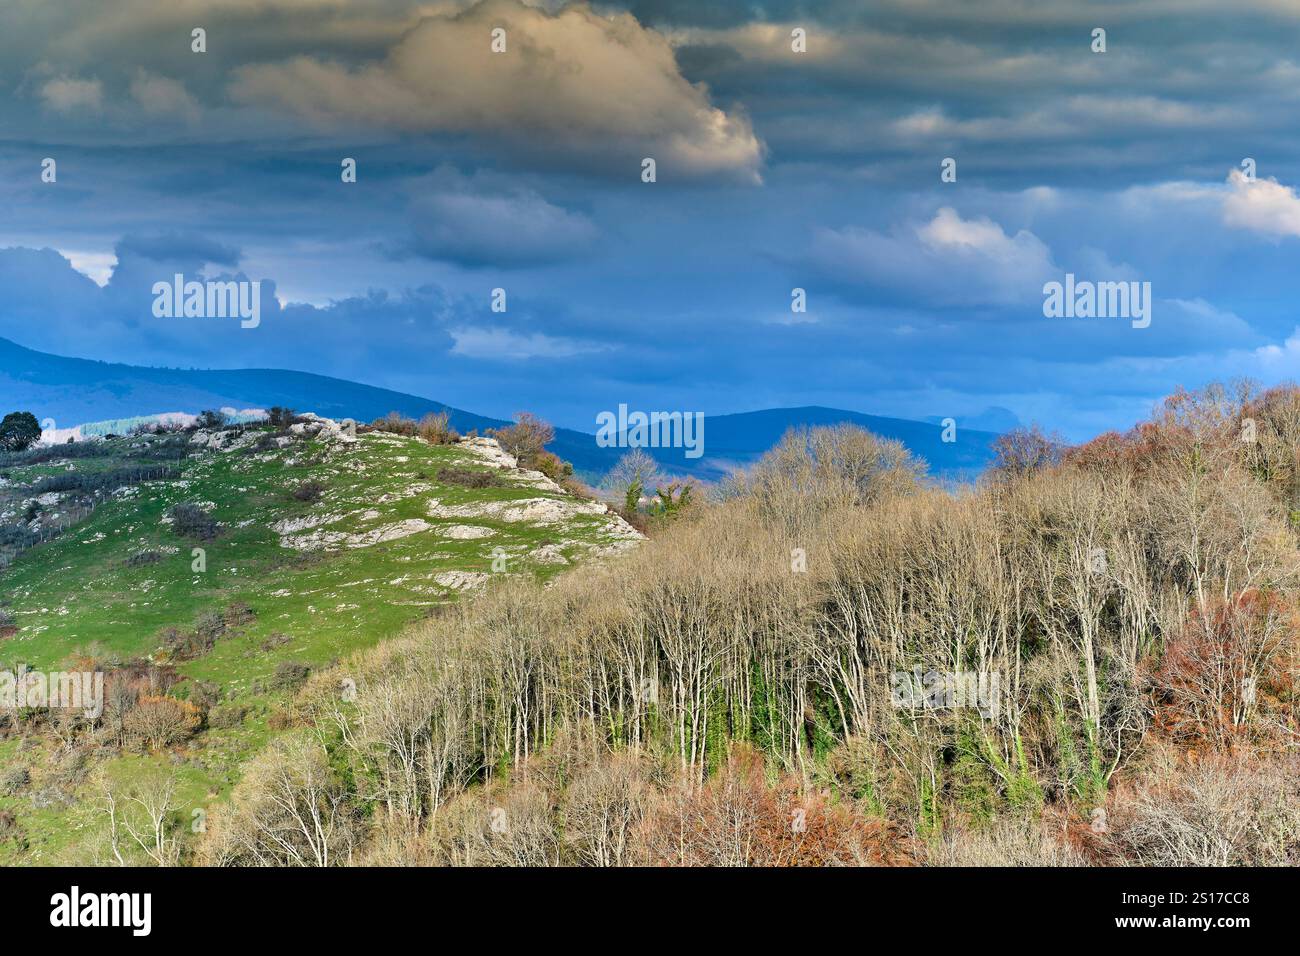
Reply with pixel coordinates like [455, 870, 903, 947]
[0, 411, 40, 451]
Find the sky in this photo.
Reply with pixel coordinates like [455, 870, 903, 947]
[3, 0, 1300, 439]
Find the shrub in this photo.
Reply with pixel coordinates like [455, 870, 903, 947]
[272, 661, 311, 691]
[0, 766, 30, 796]
[1102, 753, 1300, 866]
[291, 480, 326, 503]
[990, 424, 1062, 479]
[0, 809, 24, 847]
[50, 750, 87, 790]
[159, 624, 209, 661]
[490, 412, 554, 465]
[123, 695, 202, 750]
[529, 450, 572, 482]
[436, 467, 499, 489]
[189, 680, 222, 713]
[603, 449, 661, 514]
[636, 747, 896, 866]
[372, 412, 417, 436]
[260, 632, 291, 651]
[646, 479, 696, 520]
[169, 503, 218, 540]
[125, 549, 163, 567]
[193, 610, 226, 642]
[224, 602, 255, 627]
[195, 409, 228, 430]
[208, 704, 249, 729]
[244, 432, 279, 455]
[418, 411, 459, 445]
[158, 603, 254, 660]
[267, 406, 296, 429]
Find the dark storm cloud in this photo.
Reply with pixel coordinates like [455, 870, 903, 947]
[3, 1, 1300, 442]
[116, 233, 242, 266]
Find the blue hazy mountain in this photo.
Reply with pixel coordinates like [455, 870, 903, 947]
[0, 336, 999, 480]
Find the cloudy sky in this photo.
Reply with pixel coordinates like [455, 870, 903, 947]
[4, 0, 1300, 438]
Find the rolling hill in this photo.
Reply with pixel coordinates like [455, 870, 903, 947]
[0, 414, 639, 862]
[0, 335, 1001, 480]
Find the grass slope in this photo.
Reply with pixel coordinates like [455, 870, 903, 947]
[0, 421, 638, 863]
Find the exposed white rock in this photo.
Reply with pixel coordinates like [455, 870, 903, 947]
[289, 413, 357, 444]
[434, 570, 490, 591]
[371, 482, 433, 504]
[508, 469, 566, 493]
[457, 436, 517, 469]
[427, 496, 608, 525]
[272, 513, 345, 535]
[530, 543, 570, 564]
[280, 518, 433, 552]
[585, 538, 641, 559]
[599, 513, 643, 541]
[437, 524, 497, 539]
[189, 428, 262, 452]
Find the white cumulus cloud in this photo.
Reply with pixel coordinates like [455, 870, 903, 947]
[1223, 167, 1300, 239]
[808, 206, 1058, 308]
[229, 0, 762, 178]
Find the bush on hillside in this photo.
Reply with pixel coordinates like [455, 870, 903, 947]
[267, 406, 297, 429]
[0, 766, 30, 797]
[168, 503, 218, 540]
[490, 412, 554, 466]
[371, 412, 418, 436]
[123, 695, 201, 751]
[272, 661, 311, 691]
[436, 467, 499, 489]
[291, 480, 326, 503]
[195, 409, 228, 430]
[418, 411, 459, 445]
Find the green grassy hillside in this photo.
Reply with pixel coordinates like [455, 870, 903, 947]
[0, 417, 640, 863]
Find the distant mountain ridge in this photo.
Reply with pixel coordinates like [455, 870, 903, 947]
[0, 336, 1000, 480]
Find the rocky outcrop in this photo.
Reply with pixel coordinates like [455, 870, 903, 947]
[249, 417, 645, 564]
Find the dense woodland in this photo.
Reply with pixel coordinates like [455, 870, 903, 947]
[197, 381, 1298, 866]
